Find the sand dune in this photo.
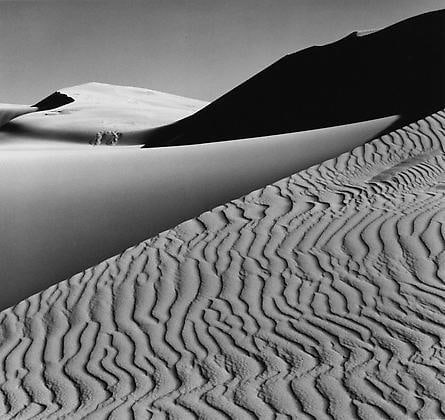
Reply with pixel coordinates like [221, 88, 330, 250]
[0, 115, 397, 311]
[0, 82, 206, 147]
[0, 110, 443, 418]
[143, 9, 445, 147]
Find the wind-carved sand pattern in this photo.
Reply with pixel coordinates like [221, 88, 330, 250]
[1, 111, 445, 419]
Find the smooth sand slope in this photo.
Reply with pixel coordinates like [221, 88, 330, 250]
[0, 111, 444, 419]
[0, 104, 38, 128]
[0, 82, 206, 147]
[0, 115, 397, 311]
[143, 9, 445, 147]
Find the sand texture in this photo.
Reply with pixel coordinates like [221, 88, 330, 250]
[1, 111, 445, 419]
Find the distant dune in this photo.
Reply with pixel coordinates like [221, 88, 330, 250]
[0, 82, 206, 147]
[0, 110, 443, 419]
[143, 9, 445, 147]
[0, 114, 397, 310]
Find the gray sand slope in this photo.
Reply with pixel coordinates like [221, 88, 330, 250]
[0, 111, 444, 419]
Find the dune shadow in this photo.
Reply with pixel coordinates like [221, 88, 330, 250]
[32, 91, 75, 111]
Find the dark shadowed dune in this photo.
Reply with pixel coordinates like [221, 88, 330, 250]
[143, 9, 445, 147]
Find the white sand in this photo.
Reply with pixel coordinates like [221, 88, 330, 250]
[0, 114, 398, 310]
[0, 82, 207, 147]
[0, 110, 443, 419]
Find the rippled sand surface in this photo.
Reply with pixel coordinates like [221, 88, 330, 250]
[0, 111, 444, 419]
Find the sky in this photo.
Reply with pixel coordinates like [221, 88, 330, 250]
[1, 0, 444, 104]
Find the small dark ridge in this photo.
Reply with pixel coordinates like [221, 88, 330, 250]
[32, 91, 75, 111]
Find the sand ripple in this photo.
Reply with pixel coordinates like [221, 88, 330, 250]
[0, 111, 445, 418]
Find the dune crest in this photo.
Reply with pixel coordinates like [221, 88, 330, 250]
[0, 110, 444, 418]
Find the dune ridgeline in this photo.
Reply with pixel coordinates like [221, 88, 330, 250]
[143, 9, 445, 147]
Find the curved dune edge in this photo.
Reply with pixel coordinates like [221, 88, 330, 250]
[1, 111, 445, 418]
[0, 115, 398, 311]
[0, 92, 76, 129]
[0, 93, 75, 129]
[0, 104, 37, 128]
